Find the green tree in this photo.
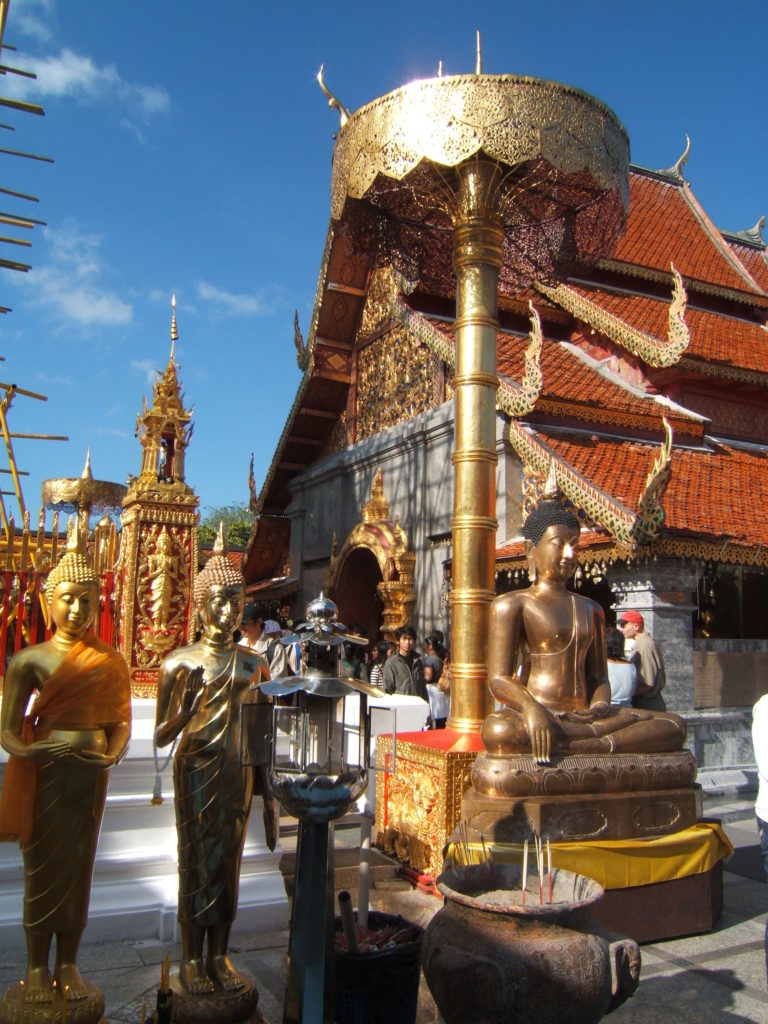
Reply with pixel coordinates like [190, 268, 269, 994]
[198, 502, 253, 548]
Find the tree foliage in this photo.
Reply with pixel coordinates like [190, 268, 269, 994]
[198, 502, 253, 548]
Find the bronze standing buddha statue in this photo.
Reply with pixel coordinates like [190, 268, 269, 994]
[154, 526, 275, 998]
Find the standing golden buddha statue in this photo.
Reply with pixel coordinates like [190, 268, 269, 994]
[0, 523, 131, 1021]
[154, 525, 275, 1016]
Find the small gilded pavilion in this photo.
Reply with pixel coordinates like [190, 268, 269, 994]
[244, 148, 768, 775]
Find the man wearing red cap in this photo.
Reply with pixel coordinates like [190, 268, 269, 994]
[618, 610, 667, 711]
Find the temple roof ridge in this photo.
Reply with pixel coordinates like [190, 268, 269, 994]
[678, 180, 766, 295]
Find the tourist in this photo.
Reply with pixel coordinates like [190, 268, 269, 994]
[618, 610, 667, 710]
[606, 626, 638, 707]
[382, 625, 427, 701]
[341, 638, 369, 682]
[369, 640, 395, 688]
[752, 693, 768, 882]
[423, 634, 449, 728]
[238, 603, 290, 679]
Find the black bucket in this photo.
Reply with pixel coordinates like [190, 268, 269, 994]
[334, 911, 424, 1024]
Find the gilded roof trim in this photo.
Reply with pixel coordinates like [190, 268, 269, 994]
[678, 356, 768, 387]
[537, 267, 690, 367]
[507, 421, 636, 546]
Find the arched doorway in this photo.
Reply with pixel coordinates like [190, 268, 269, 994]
[326, 469, 416, 642]
[333, 546, 382, 644]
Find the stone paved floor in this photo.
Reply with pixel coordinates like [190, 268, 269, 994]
[2, 803, 768, 1023]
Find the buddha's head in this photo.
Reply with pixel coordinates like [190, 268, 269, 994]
[522, 499, 581, 584]
[193, 523, 245, 640]
[46, 524, 99, 639]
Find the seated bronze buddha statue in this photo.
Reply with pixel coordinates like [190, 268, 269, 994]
[479, 497, 686, 767]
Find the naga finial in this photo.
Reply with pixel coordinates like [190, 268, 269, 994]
[317, 64, 350, 127]
[294, 310, 310, 370]
[673, 134, 690, 179]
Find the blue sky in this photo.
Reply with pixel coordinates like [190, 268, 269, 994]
[1, 0, 766, 526]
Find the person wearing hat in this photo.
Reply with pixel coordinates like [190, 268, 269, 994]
[618, 610, 667, 711]
[238, 604, 290, 679]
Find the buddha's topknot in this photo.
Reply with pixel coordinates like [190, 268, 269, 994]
[46, 517, 98, 603]
[193, 521, 244, 608]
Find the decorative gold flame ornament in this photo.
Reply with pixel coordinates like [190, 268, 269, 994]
[325, 56, 630, 732]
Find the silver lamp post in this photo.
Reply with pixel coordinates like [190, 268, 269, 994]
[255, 595, 383, 1024]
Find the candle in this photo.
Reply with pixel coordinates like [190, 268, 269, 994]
[547, 839, 553, 902]
[62, 984, 68, 1024]
[338, 890, 358, 953]
[141, 999, 147, 1024]
[522, 838, 528, 906]
[536, 835, 544, 904]
[51, 980, 56, 1024]
[358, 814, 371, 930]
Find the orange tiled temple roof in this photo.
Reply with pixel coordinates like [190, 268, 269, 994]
[568, 286, 768, 377]
[428, 316, 703, 438]
[608, 173, 767, 300]
[542, 432, 768, 548]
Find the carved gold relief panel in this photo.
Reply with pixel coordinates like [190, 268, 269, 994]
[356, 325, 436, 440]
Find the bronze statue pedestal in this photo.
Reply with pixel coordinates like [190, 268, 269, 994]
[169, 975, 263, 1024]
[464, 750, 702, 842]
[0, 981, 105, 1024]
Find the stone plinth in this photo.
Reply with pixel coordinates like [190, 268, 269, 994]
[464, 750, 702, 842]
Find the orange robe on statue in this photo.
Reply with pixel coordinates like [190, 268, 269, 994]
[0, 636, 132, 843]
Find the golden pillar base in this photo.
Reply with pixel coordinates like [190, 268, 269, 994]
[374, 731, 483, 875]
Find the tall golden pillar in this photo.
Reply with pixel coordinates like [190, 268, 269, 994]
[326, 60, 629, 867]
[449, 160, 504, 729]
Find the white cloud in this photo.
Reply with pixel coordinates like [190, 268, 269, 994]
[11, 0, 54, 43]
[130, 359, 160, 387]
[5, 46, 169, 123]
[196, 280, 284, 318]
[15, 220, 133, 329]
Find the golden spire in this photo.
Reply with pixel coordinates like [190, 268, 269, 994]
[475, 29, 482, 74]
[170, 294, 178, 362]
[81, 447, 92, 480]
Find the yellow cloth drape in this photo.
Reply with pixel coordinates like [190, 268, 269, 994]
[446, 820, 733, 890]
